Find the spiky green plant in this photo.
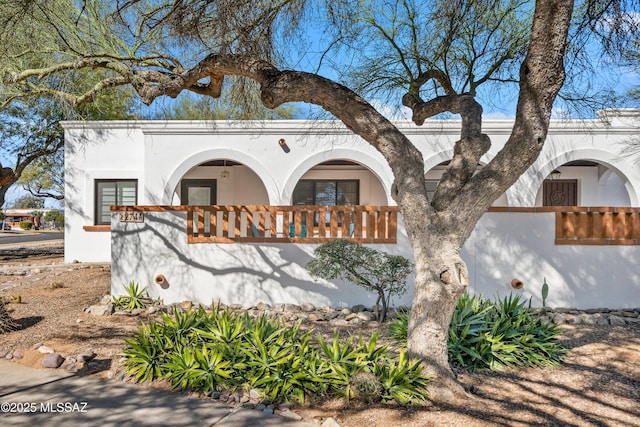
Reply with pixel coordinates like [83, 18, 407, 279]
[112, 282, 153, 310]
[389, 292, 566, 371]
[121, 306, 430, 404]
[541, 277, 549, 308]
[0, 300, 17, 333]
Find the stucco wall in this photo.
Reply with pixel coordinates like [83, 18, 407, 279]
[64, 115, 640, 307]
[111, 210, 640, 309]
[110, 210, 415, 308]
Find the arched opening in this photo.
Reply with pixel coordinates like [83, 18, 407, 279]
[291, 160, 388, 206]
[173, 159, 269, 206]
[534, 160, 632, 207]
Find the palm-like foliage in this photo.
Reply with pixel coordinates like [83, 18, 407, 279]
[122, 306, 429, 405]
[390, 292, 566, 371]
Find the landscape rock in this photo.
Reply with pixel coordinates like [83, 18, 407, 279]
[42, 353, 65, 368]
[77, 351, 97, 362]
[89, 303, 114, 316]
[609, 315, 627, 326]
[278, 410, 303, 421]
[12, 348, 24, 359]
[322, 417, 342, 427]
[301, 302, 315, 312]
[351, 304, 366, 313]
[356, 311, 375, 322]
[329, 318, 350, 327]
[38, 345, 55, 354]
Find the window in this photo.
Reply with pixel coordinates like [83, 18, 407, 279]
[180, 179, 217, 205]
[95, 180, 137, 225]
[292, 180, 359, 206]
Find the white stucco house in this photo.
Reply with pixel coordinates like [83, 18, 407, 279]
[62, 110, 640, 309]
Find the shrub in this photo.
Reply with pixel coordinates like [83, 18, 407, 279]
[0, 300, 16, 333]
[121, 306, 429, 405]
[19, 221, 33, 230]
[389, 292, 566, 371]
[112, 282, 153, 310]
[307, 239, 412, 322]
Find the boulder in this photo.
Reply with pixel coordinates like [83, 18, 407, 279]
[42, 353, 65, 369]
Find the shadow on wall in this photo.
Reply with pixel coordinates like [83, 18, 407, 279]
[110, 211, 391, 308]
[464, 212, 640, 309]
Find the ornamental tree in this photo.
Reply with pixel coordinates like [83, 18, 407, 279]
[308, 239, 412, 322]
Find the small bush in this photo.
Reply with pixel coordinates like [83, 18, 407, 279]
[350, 372, 382, 403]
[0, 300, 17, 333]
[389, 292, 565, 371]
[19, 221, 33, 230]
[112, 282, 153, 310]
[121, 306, 429, 405]
[308, 239, 412, 322]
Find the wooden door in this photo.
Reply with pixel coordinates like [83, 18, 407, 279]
[543, 179, 577, 206]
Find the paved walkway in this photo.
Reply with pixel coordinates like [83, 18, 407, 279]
[0, 360, 316, 427]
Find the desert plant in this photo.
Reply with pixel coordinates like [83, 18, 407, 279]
[112, 282, 152, 310]
[0, 300, 17, 333]
[121, 322, 171, 382]
[307, 239, 412, 322]
[541, 277, 549, 308]
[389, 292, 566, 371]
[350, 372, 382, 403]
[389, 309, 409, 344]
[121, 306, 430, 405]
[373, 349, 429, 405]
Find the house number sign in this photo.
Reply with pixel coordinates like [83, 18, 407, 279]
[119, 211, 144, 223]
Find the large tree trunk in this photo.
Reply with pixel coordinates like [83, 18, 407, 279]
[400, 0, 574, 403]
[407, 236, 469, 402]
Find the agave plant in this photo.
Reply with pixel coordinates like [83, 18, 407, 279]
[112, 282, 153, 310]
[390, 292, 566, 371]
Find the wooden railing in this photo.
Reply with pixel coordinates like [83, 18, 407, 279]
[555, 207, 640, 245]
[186, 205, 398, 244]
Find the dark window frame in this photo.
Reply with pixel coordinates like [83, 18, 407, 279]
[292, 179, 360, 206]
[180, 179, 217, 205]
[94, 179, 138, 225]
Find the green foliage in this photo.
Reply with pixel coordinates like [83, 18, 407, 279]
[19, 221, 32, 230]
[389, 292, 566, 371]
[541, 278, 549, 308]
[389, 309, 409, 344]
[350, 372, 381, 403]
[0, 300, 16, 333]
[13, 195, 43, 209]
[373, 349, 430, 405]
[122, 306, 429, 405]
[155, 90, 299, 120]
[112, 282, 153, 310]
[308, 240, 412, 322]
[44, 209, 64, 223]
